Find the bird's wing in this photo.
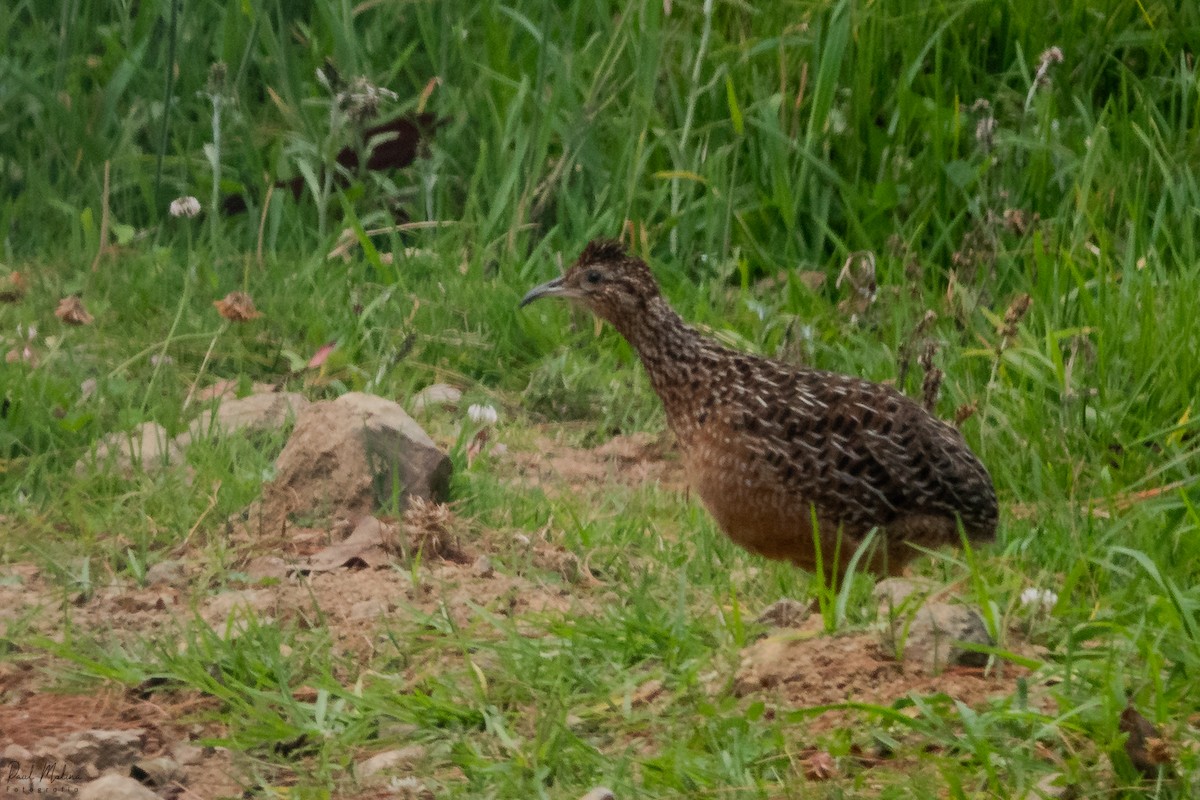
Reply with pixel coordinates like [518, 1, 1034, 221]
[747, 370, 996, 534]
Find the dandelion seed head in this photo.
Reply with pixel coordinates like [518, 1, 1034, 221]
[1020, 587, 1058, 610]
[169, 196, 202, 218]
[467, 403, 498, 426]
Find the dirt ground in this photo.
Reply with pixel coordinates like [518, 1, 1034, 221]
[733, 629, 1041, 732]
[0, 429, 1040, 798]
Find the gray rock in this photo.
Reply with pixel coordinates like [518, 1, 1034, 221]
[244, 555, 290, 581]
[261, 392, 451, 525]
[144, 559, 187, 588]
[880, 601, 992, 671]
[75, 423, 183, 477]
[410, 383, 463, 414]
[349, 598, 390, 620]
[130, 755, 185, 787]
[357, 744, 427, 778]
[79, 774, 161, 800]
[180, 391, 309, 445]
[169, 742, 205, 766]
[390, 776, 435, 799]
[1022, 772, 1074, 799]
[55, 728, 144, 770]
[203, 589, 274, 636]
[472, 555, 494, 579]
[1, 742, 32, 764]
[873, 577, 932, 610]
[755, 598, 811, 628]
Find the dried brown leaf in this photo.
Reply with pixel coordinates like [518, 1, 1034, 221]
[803, 750, 838, 781]
[54, 296, 94, 326]
[214, 291, 262, 322]
[954, 402, 978, 426]
[0, 272, 27, 303]
[298, 516, 394, 573]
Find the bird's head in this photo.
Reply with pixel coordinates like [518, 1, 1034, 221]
[520, 238, 661, 326]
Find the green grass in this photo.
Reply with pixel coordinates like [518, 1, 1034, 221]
[2, 0, 1200, 797]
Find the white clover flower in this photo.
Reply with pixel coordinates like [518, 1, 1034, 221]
[467, 403, 498, 426]
[1019, 587, 1058, 611]
[169, 196, 202, 218]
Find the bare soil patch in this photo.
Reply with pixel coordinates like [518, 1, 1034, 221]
[734, 630, 1040, 732]
[0, 689, 241, 799]
[508, 431, 687, 493]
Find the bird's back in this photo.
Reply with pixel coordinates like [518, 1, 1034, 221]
[658, 341, 997, 575]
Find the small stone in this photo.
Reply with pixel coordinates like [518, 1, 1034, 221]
[880, 602, 992, 671]
[75, 422, 184, 477]
[203, 590, 274, 635]
[410, 383, 463, 414]
[130, 755, 185, 787]
[244, 555, 289, 581]
[390, 776, 435, 800]
[357, 744, 427, 778]
[56, 728, 144, 770]
[1022, 772, 1073, 799]
[472, 555, 494, 578]
[349, 599, 389, 620]
[170, 742, 205, 766]
[579, 788, 617, 800]
[513, 533, 531, 548]
[31, 737, 58, 759]
[755, 598, 811, 628]
[873, 577, 931, 610]
[181, 391, 309, 443]
[1, 742, 32, 763]
[144, 559, 187, 587]
[79, 774, 161, 800]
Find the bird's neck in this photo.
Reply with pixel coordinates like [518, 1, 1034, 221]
[615, 297, 708, 423]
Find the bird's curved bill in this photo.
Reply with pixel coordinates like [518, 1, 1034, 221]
[519, 277, 573, 307]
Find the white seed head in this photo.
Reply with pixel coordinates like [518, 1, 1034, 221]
[169, 196, 202, 218]
[1019, 587, 1058, 610]
[467, 403, 498, 426]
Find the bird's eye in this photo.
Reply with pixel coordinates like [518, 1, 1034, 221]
[585, 270, 603, 284]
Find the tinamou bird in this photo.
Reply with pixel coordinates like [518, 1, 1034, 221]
[521, 239, 998, 580]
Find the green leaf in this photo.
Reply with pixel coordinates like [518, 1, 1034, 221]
[725, 73, 744, 137]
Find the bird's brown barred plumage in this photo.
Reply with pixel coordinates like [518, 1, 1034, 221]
[521, 238, 998, 578]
